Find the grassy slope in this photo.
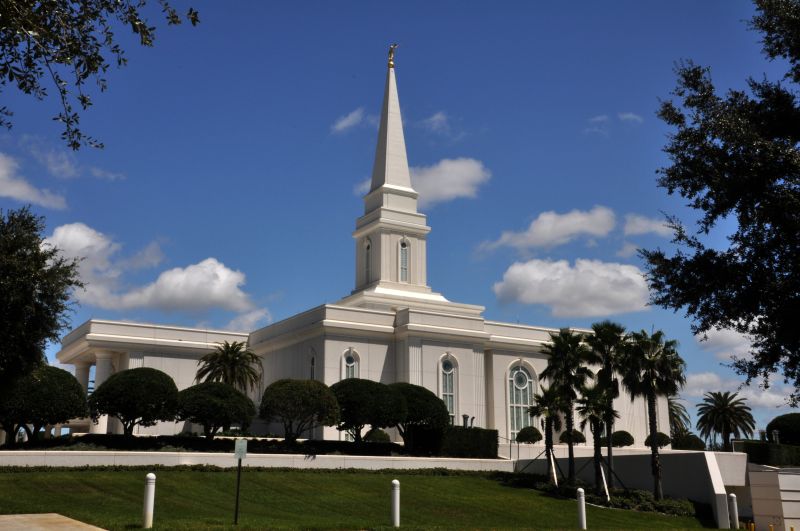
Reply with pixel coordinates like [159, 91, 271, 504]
[0, 468, 715, 530]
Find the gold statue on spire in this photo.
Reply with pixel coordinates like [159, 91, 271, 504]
[388, 43, 398, 68]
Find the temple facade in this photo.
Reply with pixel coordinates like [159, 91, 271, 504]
[56, 54, 666, 446]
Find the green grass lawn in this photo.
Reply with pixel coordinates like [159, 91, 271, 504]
[0, 467, 716, 530]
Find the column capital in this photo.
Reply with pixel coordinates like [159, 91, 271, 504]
[94, 350, 115, 361]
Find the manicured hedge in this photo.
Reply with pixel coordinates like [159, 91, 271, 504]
[738, 440, 800, 466]
[559, 429, 586, 444]
[441, 427, 498, 458]
[599, 431, 635, 448]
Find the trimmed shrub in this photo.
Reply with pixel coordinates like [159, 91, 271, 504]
[389, 382, 449, 444]
[739, 440, 800, 466]
[766, 413, 800, 445]
[178, 382, 255, 439]
[364, 428, 391, 443]
[671, 431, 706, 450]
[404, 424, 445, 456]
[558, 429, 586, 444]
[259, 379, 339, 444]
[0, 365, 87, 440]
[516, 426, 543, 444]
[645, 431, 672, 448]
[611, 430, 634, 447]
[330, 379, 407, 442]
[441, 426, 498, 458]
[88, 368, 178, 436]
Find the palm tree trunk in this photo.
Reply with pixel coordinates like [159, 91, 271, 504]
[593, 420, 603, 496]
[647, 393, 663, 500]
[606, 413, 615, 489]
[724, 428, 731, 452]
[545, 418, 554, 482]
[566, 400, 575, 485]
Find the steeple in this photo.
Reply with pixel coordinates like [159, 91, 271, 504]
[347, 46, 446, 305]
[369, 47, 413, 193]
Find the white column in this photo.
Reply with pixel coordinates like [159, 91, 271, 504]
[408, 338, 422, 386]
[74, 362, 91, 394]
[473, 347, 485, 428]
[90, 351, 115, 434]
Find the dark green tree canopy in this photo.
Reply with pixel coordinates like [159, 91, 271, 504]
[644, 432, 672, 449]
[0, 207, 82, 392]
[330, 378, 407, 443]
[0, 365, 87, 438]
[610, 430, 635, 448]
[671, 431, 706, 451]
[88, 367, 178, 436]
[178, 382, 255, 439]
[0, 0, 198, 149]
[766, 412, 800, 444]
[516, 426, 543, 444]
[389, 382, 449, 441]
[259, 379, 339, 444]
[559, 429, 586, 444]
[642, 0, 800, 403]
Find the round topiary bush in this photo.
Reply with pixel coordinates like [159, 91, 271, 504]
[671, 431, 706, 450]
[259, 379, 339, 444]
[559, 429, 586, 444]
[766, 413, 800, 445]
[178, 382, 255, 439]
[516, 426, 543, 444]
[644, 431, 672, 448]
[364, 428, 391, 443]
[611, 430, 635, 447]
[330, 378, 407, 443]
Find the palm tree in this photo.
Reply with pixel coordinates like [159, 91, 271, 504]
[541, 328, 597, 485]
[577, 383, 620, 495]
[696, 391, 755, 451]
[529, 386, 564, 483]
[668, 395, 691, 437]
[196, 341, 263, 394]
[621, 329, 686, 501]
[586, 320, 625, 488]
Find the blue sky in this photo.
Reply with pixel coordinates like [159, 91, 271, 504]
[0, 1, 791, 429]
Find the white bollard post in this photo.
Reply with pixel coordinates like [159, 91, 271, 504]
[143, 472, 156, 529]
[728, 493, 739, 529]
[391, 479, 400, 528]
[577, 487, 587, 530]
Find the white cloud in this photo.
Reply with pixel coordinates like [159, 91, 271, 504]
[89, 167, 126, 181]
[493, 258, 650, 317]
[226, 308, 272, 331]
[331, 107, 365, 133]
[117, 258, 253, 312]
[583, 126, 609, 136]
[682, 372, 787, 409]
[588, 115, 609, 123]
[616, 242, 639, 258]
[696, 328, 753, 361]
[618, 112, 644, 124]
[483, 206, 616, 251]
[47, 222, 259, 316]
[410, 158, 491, 209]
[353, 178, 371, 196]
[624, 214, 672, 238]
[0, 153, 67, 209]
[421, 111, 450, 133]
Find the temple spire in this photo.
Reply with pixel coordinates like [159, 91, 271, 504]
[369, 45, 413, 193]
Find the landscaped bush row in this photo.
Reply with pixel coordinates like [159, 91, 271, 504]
[535, 481, 696, 517]
[738, 440, 800, 466]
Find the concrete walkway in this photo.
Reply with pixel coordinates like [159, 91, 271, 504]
[0, 514, 104, 530]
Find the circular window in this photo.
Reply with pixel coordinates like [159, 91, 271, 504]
[345, 355, 355, 365]
[442, 359, 454, 373]
[513, 370, 528, 390]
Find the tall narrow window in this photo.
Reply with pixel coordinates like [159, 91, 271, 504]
[310, 356, 316, 380]
[508, 366, 535, 440]
[344, 348, 359, 379]
[365, 239, 371, 283]
[399, 241, 408, 282]
[441, 357, 456, 424]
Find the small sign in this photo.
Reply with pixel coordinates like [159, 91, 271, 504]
[234, 439, 247, 460]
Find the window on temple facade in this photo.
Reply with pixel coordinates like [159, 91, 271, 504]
[509, 365, 535, 440]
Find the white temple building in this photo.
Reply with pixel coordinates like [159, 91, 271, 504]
[56, 53, 667, 445]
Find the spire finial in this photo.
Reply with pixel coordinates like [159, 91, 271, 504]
[388, 43, 398, 69]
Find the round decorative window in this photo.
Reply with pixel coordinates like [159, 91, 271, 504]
[442, 359, 454, 373]
[345, 355, 355, 365]
[513, 370, 528, 389]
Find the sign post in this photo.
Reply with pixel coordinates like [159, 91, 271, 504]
[234, 439, 247, 525]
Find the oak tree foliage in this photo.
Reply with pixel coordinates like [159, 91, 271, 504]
[0, 0, 198, 149]
[259, 379, 339, 444]
[643, 0, 800, 403]
[0, 207, 82, 393]
[178, 381, 255, 439]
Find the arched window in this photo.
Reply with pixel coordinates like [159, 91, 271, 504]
[364, 238, 371, 283]
[440, 355, 457, 424]
[343, 348, 359, 379]
[310, 356, 316, 380]
[509, 365, 535, 440]
[399, 240, 409, 282]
